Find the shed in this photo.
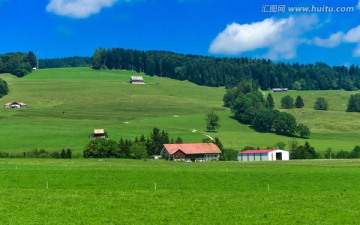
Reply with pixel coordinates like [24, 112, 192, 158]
[161, 143, 222, 162]
[272, 88, 288, 92]
[90, 129, 108, 138]
[238, 149, 289, 162]
[4, 102, 27, 108]
[130, 76, 146, 84]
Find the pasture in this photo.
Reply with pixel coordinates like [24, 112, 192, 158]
[0, 158, 359, 224]
[0, 67, 360, 154]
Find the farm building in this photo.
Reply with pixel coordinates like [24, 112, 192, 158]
[90, 129, 108, 138]
[272, 88, 288, 92]
[238, 149, 289, 162]
[130, 76, 146, 84]
[4, 102, 27, 108]
[161, 143, 222, 162]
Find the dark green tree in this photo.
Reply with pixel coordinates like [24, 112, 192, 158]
[273, 112, 297, 136]
[265, 93, 274, 109]
[297, 124, 310, 139]
[0, 79, 9, 98]
[252, 109, 277, 132]
[281, 95, 295, 109]
[295, 96, 304, 108]
[66, 148, 72, 158]
[27, 51, 37, 68]
[314, 97, 328, 110]
[206, 111, 220, 132]
[213, 137, 223, 150]
[346, 94, 360, 112]
[60, 149, 67, 158]
[175, 136, 183, 144]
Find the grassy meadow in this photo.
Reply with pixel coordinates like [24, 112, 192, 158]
[0, 158, 359, 224]
[0, 67, 360, 154]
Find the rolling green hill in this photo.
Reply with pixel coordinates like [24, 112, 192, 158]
[0, 67, 360, 154]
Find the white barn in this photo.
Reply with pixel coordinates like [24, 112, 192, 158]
[238, 149, 289, 162]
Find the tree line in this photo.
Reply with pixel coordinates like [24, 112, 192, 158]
[0, 52, 36, 77]
[0, 79, 8, 98]
[39, 56, 91, 69]
[91, 47, 360, 90]
[83, 127, 183, 159]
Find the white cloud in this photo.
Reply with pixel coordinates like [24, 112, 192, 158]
[209, 15, 318, 60]
[357, 0, 360, 9]
[313, 25, 360, 57]
[46, 0, 118, 19]
[313, 32, 344, 47]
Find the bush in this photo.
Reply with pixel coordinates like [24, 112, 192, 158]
[314, 97, 328, 110]
[281, 95, 295, 109]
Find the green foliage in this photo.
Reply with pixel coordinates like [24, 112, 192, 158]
[27, 51, 37, 68]
[297, 124, 310, 139]
[39, 56, 91, 69]
[0, 79, 9, 98]
[252, 109, 277, 132]
[273, 112, 297, 136]
[275, 141, 286, 149]
[83, 138, 119, 158]
[175, 136, 183, 144]
[281, 95, 295, 109]
[129, 143, 148, 159]
[314, 97, 328, 110]
[91, 48, 360, 90]
[219, 149, 237, 161]
[265, 93, 274, 109]
[346, 94, 360, 112]
[206, 112, 220, 132]
[290, 141, 317, 159]
[295, 96, 304, 108]
[0, 52, 34, 77]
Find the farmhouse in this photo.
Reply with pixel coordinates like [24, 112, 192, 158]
[90, 129, 108, 138]
[272, 88, 288, 92]
[4, 102, 27, 108]
[130, 76, 146, 84]
[238, 149, 289, 162]
[161, 143, 222, 162]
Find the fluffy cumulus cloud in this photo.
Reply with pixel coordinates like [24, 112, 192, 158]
[209, 15, 319, 60]
[313, 25, 360, 57]
[46, 0, 118, 18]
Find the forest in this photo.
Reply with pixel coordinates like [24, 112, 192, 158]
[92, 48, 360, 90]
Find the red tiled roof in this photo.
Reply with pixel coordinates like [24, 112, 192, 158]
[163, 143, 222, 155]
[239, 149, 275, 154]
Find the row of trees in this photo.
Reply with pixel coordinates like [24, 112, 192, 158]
[83, 128, 183, 159]
[0, 52, 36, 77]
[281, 95, 328, 110]
[224, 80, 310, 138]
[39, 56, 91, 69]
[0, 148, 72, 158]
[91, 48, 360, 90]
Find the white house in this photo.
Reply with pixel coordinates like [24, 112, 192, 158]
[237, 149, 289, 162]
[4, 102, 27, 108]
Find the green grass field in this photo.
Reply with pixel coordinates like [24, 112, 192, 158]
[0, 158, 359, 224]
[1, 67, 360, 154]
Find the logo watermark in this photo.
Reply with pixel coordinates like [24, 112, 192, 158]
[261, 5, 355, 13]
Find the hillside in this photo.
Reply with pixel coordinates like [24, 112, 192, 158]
[1, 68, 360, 154]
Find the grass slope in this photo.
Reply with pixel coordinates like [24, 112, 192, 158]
[0, 67, 360, 154]
[0, 159, 359, 224]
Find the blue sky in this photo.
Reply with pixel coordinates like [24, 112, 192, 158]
[1, 0, 360, 65]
